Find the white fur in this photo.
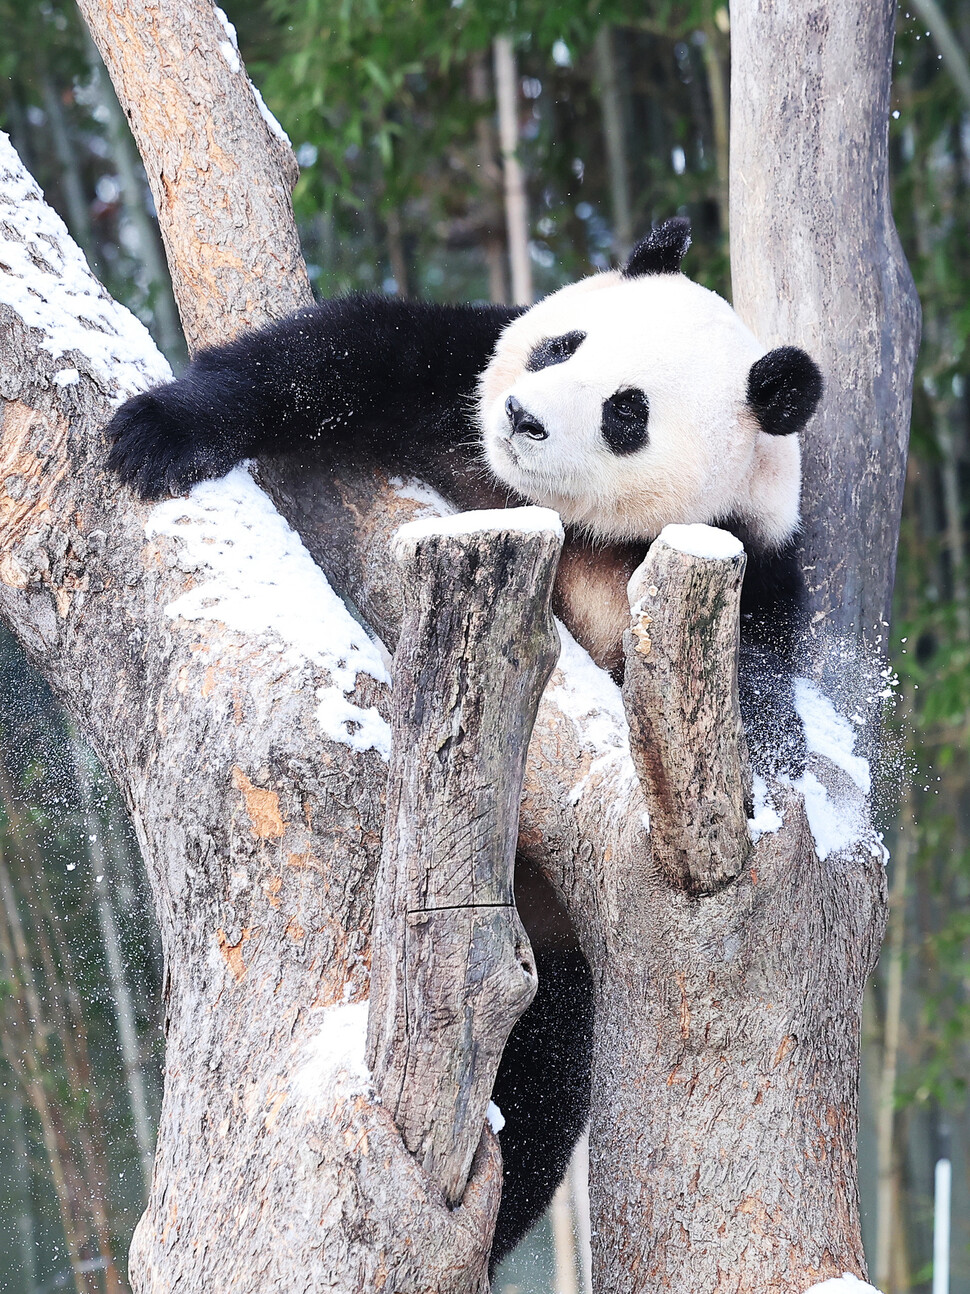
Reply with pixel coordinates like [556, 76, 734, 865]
[477, 270, 801, 549]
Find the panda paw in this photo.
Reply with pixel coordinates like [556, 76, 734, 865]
[105, 388, 237, 501]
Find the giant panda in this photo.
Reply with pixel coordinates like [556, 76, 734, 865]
[105, 217, 822, 1266]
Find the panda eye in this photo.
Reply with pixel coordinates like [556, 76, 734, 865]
[612, 394, 641, 419]
[525, 330, 587, 372]
[602, 388, 649, 455]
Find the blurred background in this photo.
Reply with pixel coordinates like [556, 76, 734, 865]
[0, 1, 966, 1290]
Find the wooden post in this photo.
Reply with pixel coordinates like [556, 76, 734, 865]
[367, 510, 562, 1205]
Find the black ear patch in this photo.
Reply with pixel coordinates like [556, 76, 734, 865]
[747, 346, 823, 436]
[622, 217, 692, 277]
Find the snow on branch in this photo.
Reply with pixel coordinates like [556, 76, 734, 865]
[147, 469, 392, 756]
[0, 132, 168, 398]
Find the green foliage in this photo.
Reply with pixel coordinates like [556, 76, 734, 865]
[230, 0, 730, 297]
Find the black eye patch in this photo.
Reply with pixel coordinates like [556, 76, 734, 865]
[601, 388, 649, 455]
[525, 330, 587, 372]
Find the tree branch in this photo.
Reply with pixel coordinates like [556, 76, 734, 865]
[368, 511, 562, 1204]
[622, 527, 751, 893]
[77, 0, 310, 347]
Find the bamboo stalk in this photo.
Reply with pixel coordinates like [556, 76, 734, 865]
[594, 26, 633, 258]
[493, 36, 532, 305]
[550, 1175, 578, 1294]
[875, 774, 914, 1291]
[73, 739, 156, 1189]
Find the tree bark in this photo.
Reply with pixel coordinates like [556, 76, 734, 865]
[83, 31, 184, 365]
[623, 535, 751, 893]
[0, 112, 498, 1294]
[729, 0, 921, 655]
[368, 514, 561, 1205]
[78, 0, 309, 349]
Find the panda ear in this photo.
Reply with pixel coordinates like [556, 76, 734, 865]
[747, 346, 823, 436]
[622, 217, 692, 277]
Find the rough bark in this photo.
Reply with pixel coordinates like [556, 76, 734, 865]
[77, 0, 309, 348]
[0, 17, 499, 1289]
[84, 31, 184, 364]
[729, 0, 921, 654]
[368, 517, 561, 1205]
[623, 537, 751, 894]
[0, 1, 910, 1290]
[587, 782, 884, 1293]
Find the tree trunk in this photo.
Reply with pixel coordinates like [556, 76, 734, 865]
[0, 1, 914, 1289]
[729, 0, 921, 656]
[83, 32, 184, 365]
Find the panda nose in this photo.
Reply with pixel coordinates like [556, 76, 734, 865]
[505, 395, 548, 441]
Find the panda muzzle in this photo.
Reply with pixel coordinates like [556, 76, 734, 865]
[505, 396, 548, 441]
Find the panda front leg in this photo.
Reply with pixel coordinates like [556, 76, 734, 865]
[105, 295, 519, 499]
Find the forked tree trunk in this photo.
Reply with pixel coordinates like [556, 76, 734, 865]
[0, 0, 916, 1290]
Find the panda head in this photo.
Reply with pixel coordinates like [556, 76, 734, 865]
[478, 218, 822, 551]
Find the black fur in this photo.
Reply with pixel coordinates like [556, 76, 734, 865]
[720, 519, 807, 777]
[600, 388, 649, 455]
[107, 296, 522, 499]
[491, 856, 594, 1272]
[622, 216, 692, 276]
[105, 283, 809, 1257]
[526, 330, 586, 372]
[747, 346, 823, 437]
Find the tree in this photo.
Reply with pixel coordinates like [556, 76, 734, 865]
[0, 0, 918, 1290]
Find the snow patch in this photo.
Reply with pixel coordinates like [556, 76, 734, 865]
[785, 677, 872, 861]
[658, 523, 745, 562]
[292, 1000, 372, 1103]
[388, 475, 455, 516]
[316, 686, 391, 760]
[748, 774, 783, 843]
[219, 41, 241, 73]
[547, 628, 636, 805]
[0, 133, 170, 396]
[803, 1276, 884, 1294]
[214, 6, 242, 72]
[794, 678, 871, 794]
[212, 5, 291, 144]
[795, 770, 865, 862]
[146, 467, 391, 756]
[393, 505, 564, 552]
[868, 833, 890, 866]
[53, 367, 79, 386]
[486, 1101, 505, 1134]
[250, 81, 291, 145]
